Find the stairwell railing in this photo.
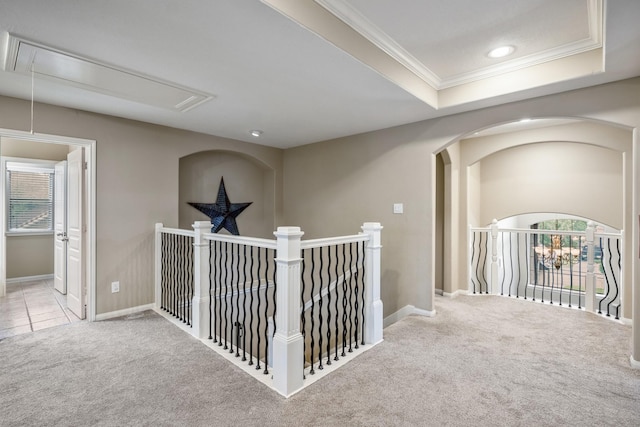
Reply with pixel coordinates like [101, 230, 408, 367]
[154, 221, 383, 397]
[469, 220, 622, 318]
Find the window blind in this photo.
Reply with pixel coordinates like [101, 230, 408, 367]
[6, 163, 55, 232]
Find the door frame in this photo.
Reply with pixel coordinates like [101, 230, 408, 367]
[0, 128, 96, 321]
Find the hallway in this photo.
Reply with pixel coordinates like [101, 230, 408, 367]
[0, 279, 81, 339]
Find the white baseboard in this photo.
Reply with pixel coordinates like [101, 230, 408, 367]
[6, 274, 54, 284]
[384, 305, 436, 328]
[631, 355, 640, 370]
[620, 317, 632, 326]
[442, 289, 468, 298]
[95, 303, 155, 321]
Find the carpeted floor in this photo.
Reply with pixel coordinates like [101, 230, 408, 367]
[1, 295, 639, 426]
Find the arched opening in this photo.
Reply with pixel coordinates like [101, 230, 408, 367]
[437, 118, 633, 319]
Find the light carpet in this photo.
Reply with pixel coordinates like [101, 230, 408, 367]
[1, 295, 639, 426]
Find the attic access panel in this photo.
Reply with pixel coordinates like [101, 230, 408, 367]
[3, 35, 214, 112]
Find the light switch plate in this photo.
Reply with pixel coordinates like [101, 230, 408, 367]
[393, 203, 404, 214]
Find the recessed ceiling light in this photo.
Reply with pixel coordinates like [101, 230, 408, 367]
[250, 130, 263, 137]
[519, 118, 531, 122]
[487, 45, 515, 59]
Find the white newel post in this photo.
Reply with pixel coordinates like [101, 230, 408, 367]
[362, 222, 383, 345]
[192, 221, 212, 339]
[272, 226, 305, 397]
[585, 221, 596, 312]
[154, 223, 163, 309]
[490, 219, 499, 294]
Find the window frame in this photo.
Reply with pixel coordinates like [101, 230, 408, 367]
[3, 158, 58, 236]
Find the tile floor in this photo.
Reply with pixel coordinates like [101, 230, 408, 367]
[0, 279, 81, 339]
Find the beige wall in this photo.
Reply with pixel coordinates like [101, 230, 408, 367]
[284, 127, 436, 316]
[0, 95, 283, 314]
[283, 78, 640, 336]
[179, 150, 276, 238]
[1, 138, 70, 279]
[6, 234, 53, 278]
[475, 141, 623, 227]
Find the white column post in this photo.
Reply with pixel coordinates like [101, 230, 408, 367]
[192, 221, 212, 339]
[490, 219, 499, 295]
[154, 223, 163, 309]
[362, 222, 383, 345]
[585, 221, 596, 312]
[272, 226, 305, 397]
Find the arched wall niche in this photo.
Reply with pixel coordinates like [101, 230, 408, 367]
[179, 150, 276, 239]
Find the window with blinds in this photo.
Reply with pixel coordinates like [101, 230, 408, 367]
[6, 162, 55, 232]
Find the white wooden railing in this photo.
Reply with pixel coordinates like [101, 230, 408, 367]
[154, 221, 383, 397]
[469, 220, 623, 318]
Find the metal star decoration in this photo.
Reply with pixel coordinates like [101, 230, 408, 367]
[188, 177, 252, 235]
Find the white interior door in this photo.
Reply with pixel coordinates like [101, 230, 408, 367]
[53, 160, 67, 294]
[66, 148, 85, 319]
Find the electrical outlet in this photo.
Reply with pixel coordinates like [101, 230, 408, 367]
[111, 281, 120, 293]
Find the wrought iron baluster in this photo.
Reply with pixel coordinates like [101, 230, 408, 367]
[183, 235, 188, 322]
[223, 241, 229, 349]
[242, 244, 248, 361]
[227, 243, 237, 353]
[216, 240, 222, 344]
[334, 244, 344, 361]
[347, 243, 360, 353]
[208, 240, 215, 342]
[615, 238, 621, 319]
[515, 232, 521, 299]
[232, 243, 239, 356]
[578, 236, 583, 309]
[263, 247, 271, 375]
[568, 235, 574, 308]
[325, 245, 334, 366]
[471, 231, 479, 294]
[272, 250, 277, 344]
[248, 245, 255, 366]
[180, 234, 185, 322]
[172, 234, 177, 317]
[501, 232, 507, 296]
[354, 242, 367, 348]
[354, 241, 361, 349]
[540, 240, 551, 304]
[523, 234, 529, 300]
[300, 251, 307, 377]
[309, 247, 316, 374]
[606, 238, 620, 318]
[342, 244, 349, 357]
[558, 236, 563, 307]
[161, 233, 167, 311]
[479, 232, 488, 294]
[187, 235, 192, 324]
[317, 247, 325, 371]
[255, 247, 262, 371]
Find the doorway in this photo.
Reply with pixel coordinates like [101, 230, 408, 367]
[0, 129, 96, 332]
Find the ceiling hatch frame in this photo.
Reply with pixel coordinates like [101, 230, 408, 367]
[2, 34, 215, 112]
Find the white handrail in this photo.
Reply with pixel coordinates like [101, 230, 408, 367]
[203, 232, 277, 249]
[158, 226, 195, 237]
[301, 234, 368, 250]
